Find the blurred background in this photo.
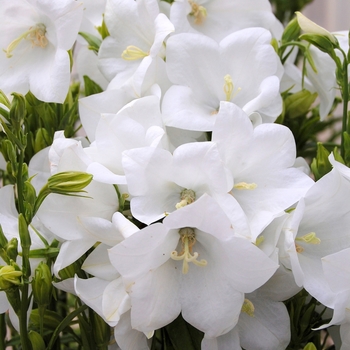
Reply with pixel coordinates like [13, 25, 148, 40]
[304, 0, 350, 32]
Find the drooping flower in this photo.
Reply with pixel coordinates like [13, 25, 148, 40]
[0, 0, 83, 103]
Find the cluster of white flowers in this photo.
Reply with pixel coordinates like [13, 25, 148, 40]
[1, 0, 350, 349]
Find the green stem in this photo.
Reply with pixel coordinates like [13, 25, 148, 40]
[19, 282, 32, 350]
[0, 313, 6, 350]
[16, 149, 25, 216]
[341, 56, 349, 158]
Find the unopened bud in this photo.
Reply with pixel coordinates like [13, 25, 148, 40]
[284, 90, 317, 119]
[48, 171, 93, 194]
[28, 330, 46, 350]
[0, 265, 22, 290]
[32, 262, 52, 307]
[311, 143, 332, 180]
[6, 238, 18, 261]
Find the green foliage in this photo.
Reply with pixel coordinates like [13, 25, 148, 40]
[269, 0, 314, 24]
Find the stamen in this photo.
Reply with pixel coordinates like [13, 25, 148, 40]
[4, 23, 48, 58]
[234, 182, 257, 190]
[296, 232, 320, 245]
[121, 45, 149, 60]
[241, 298, 255, 317]
[188, 1, 207, 25]
[175, 189, 196, 209]
[171, 227, 207, 274]
[255, 235, 264, 246]
[295, 243, 304, 253]
[223, 74, 241, 101]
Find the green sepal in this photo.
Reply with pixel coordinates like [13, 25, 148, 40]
[28, 330, 46, 350]
[300, 33, 337, 56]
[79, 32, 102, 53]
[96, 17, 110, 39]
[310, 143, 332, 180]
[83, 76, 103, 97]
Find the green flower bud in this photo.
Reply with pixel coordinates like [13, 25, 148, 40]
[303, 343, 317, 350]
[284, 90, 317, 119]
[34, 171, 93, 215]
[32, 262, 52, 307]
[28, 330, 46, 350]
[0, 265, 22, 290]
[6, 238, 18, 261]
[34, 128, 52, 153]
[296, 12, 338, 45]
[9, 93, 26, 125]
[47, 171, 93, 193]
[282, 17, 300, 43]
[300, 33, 336, 55]
[311, 143, 332, 180]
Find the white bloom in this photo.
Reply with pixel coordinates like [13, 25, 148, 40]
[278, 158, 350, 308]
[212, 102, 314, 241]
[170, 0, 277, 42]
[109, 194, 277, 337]
[0, 0, 83, 103]
[98, 0, 174, 96]
[162, 28, 283, 131]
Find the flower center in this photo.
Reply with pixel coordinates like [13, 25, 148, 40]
[121, 45, 149, 60]
[170, 227, 207, 274]
[4, 23, 48, 58]
[223, 74, 241, 102]
[175, 189, 196, 209]
[188, 0, 207, 25]
[241, 298, 255, 317]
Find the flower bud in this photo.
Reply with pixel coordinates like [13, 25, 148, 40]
[47, 171, 93, 194]
[6, 238, 18, 261]
[282, 17, 300, 43]
[28, 330, 46, 350]
[284, 90, 317, 119]
[311, 143, 332, 180]
[34, 128, 52, 153]
[32, 261, 52, 307]
[9, 93, 26, 126]
[296, 12, 338, 45]
[0, 265, 22, 290]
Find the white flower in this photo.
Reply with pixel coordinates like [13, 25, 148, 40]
[170, 0, 277, 42]
[98, 0, 174, 96]
[0, 0, 83, 103]
[109, 194, 277, 337]
[162, 28, 283, 131]
[278, 157, 350, 308]
[212, 102, 314, 241]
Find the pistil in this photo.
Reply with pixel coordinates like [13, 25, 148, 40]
[171, 227, 207, 274]
[175, 189, 196, 209]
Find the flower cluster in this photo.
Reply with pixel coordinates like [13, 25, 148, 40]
[1, 0, 350, 349]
